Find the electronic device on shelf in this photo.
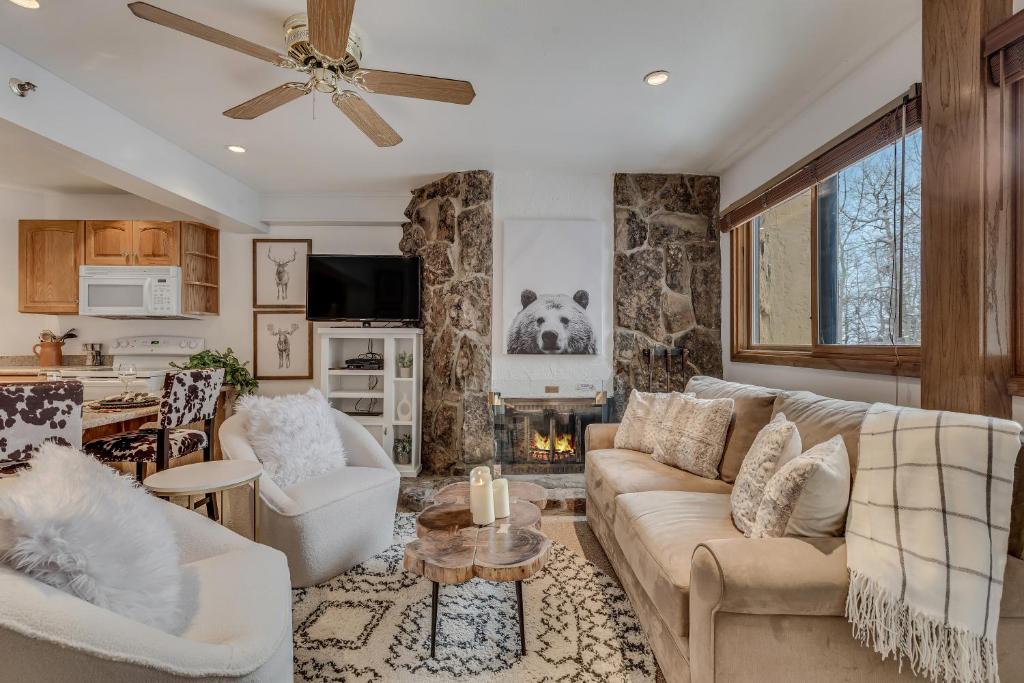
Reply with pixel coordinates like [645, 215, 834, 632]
[347, 410, 384, 417]
[341, 357, 383, 370]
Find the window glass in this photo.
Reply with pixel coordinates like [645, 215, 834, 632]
[817, 129, 922, 345]
[751, 188, 813, 346]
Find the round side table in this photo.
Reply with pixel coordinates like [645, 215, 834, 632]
[144, 460, 263, 542]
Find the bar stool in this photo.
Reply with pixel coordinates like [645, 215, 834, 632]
[84, 369, 224, 515]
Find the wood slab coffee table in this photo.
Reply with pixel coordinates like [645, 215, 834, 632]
[405, 486, 550, 658]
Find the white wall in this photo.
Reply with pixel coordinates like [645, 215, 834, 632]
[491, 171, 615, 395]
[0, 184, 402, 396]
[718, 21, 922, 408]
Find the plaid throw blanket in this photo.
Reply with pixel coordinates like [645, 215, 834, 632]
[847, 404, 1022, 683]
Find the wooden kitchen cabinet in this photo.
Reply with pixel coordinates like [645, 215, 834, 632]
[84, 220, 180, 266]
[19, 220, 83, 314]
[84, 220, 133, 265]
[20, 219, 217, 316]
[134, 221, 179, 265]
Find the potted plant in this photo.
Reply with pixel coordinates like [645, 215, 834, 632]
[170, 347, 259, 396]
[397, 351, 414, 378]
[393, 434, 412, 466]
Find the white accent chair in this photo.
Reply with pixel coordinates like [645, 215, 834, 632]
[219, 408, 400, 587]
[0, 499, 293, 682]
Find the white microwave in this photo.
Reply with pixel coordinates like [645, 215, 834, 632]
[79, 266, 193, 319]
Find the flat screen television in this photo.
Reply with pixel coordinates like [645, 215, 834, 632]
[306, 255, 421, 323]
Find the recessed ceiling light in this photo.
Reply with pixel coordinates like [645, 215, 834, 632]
[226, 145, 246, 154]
[8, 0, 40, 8]
[644, 70, 670, 86]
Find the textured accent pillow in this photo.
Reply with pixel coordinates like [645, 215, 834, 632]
[238, 388, 347, 489]
[730, 412, 801, 535]
[0, 442, 184, 633]
[614, 390, 690, 454]
[751, 435, 850, 538]
[650, 395, 735, 478]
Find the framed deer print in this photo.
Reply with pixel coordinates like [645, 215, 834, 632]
[253, 239, 311, 309]
[253, 310, 313, 379]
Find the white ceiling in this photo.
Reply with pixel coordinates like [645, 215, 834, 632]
[0, 0, 919, 194]
[0, 117, 123, 193]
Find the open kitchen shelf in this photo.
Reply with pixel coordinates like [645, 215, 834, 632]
[180, 222, 219, 316]
[319, 327, 423, 477]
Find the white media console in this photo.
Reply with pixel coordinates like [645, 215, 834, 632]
[317, 327, 423, 477]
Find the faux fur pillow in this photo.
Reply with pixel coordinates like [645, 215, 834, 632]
[614, 390, 693, 453]
[0, 443, 183, 632]
[731, 412, 801, 535]
[651, 395, 735, 478]
[238, 388, 346, 489]
[751, 435, 850, 538]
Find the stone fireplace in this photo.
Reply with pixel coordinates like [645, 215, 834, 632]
[491, 393, 611, 474]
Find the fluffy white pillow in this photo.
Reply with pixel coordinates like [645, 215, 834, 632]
[751, 435, 850, 538]
[238, 388, 346, 489]
[0, 443, 183, 632]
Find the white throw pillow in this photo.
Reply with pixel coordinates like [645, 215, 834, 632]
[0, 443, 184, 632]
[614, 390, 693, 454]
[730, 412, 801, 535]
[651, 395, 735, 478]
[238, 388, 346, 489]
[751, 435, 850, 538]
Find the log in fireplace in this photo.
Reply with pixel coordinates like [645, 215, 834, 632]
[490, 393, 611, 474]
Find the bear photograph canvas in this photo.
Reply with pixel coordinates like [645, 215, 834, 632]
[503, 220, 602, 355]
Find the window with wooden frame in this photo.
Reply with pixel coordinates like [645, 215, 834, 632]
[988, 15, 1024, 395]
[726, 88, 922, 376]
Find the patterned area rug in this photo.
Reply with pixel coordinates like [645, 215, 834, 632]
[292, 513, 656, 681]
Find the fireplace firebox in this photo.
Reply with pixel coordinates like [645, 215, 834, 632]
[491, 393, 611, 474]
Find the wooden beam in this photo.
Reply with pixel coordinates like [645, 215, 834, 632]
[920, 0, 1013, 417]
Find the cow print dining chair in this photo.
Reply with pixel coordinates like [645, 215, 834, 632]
[0, 380, 84, 475]
[83, 369, 225, 513]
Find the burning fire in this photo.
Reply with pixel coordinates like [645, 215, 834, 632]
[531, 431, 575, 454]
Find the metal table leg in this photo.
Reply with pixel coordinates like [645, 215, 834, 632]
[516, 580, 525, 655]
[430, 581, 439, 658]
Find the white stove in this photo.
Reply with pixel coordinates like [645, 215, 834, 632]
[58, 335, 206, 401]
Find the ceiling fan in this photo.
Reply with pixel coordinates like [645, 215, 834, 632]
[127, 1, 476, 147]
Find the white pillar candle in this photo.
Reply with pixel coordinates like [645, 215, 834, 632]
[492, 478, 510, 518]
[469, 470, 495, 526]
[469, 465, 492, 483]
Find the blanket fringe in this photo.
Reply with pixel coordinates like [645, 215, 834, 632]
[846, 570, 999, 683]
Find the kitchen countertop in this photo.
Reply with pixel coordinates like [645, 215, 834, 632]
[82, 402, 159, 429]
[0, 366, 115, 376]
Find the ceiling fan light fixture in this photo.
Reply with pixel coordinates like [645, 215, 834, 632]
[644, 70, 670, 86]
[8, 0, 40, 8]
[226, 145, 246, 154]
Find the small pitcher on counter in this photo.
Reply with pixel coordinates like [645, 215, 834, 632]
[33, 328, 77, 368]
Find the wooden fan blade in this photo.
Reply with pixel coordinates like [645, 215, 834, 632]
[128, 2, 291, 67]
[348, 69, 475, 105]
[333, 92, 402, 147]
[307, 0, 355, 63]
[224, 83, 308, 119]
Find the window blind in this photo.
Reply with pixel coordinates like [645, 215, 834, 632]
[720, 90, 921, 233]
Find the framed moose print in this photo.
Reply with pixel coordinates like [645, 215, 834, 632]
[253, 239, 311, 309]
[253, 310, 313, 380]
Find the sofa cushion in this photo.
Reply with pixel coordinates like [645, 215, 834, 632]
[770, 390, 870, 471]
[586, 449, 732, 524]
[685, 376, 780, 484]
[613, 491, 742, 638]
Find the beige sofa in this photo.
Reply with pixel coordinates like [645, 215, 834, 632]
[585, 376, 1024, 683]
